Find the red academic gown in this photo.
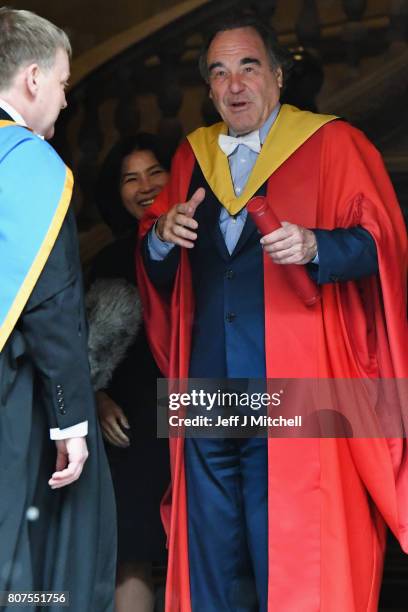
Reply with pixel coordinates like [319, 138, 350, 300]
[137, 108, 408, 612]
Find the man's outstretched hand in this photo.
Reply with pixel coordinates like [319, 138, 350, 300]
[49, 437, 89, 489]
[155, 187, 205, 248]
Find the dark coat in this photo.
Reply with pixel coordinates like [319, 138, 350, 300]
[0, 109, 116, 612]
[88, 233, 170, 564]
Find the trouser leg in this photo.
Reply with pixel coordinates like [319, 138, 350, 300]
[240, 437, 269, 612]
[185, 438, 258, 612]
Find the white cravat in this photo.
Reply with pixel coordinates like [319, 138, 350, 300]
[218, 130, 261, 156]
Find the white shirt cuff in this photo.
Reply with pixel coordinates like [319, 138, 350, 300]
[50, 420, 88, 440]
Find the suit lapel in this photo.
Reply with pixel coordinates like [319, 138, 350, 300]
[230, 213, 258, 259]
[229, 179, 267, 258]
[191, 161, 267, 261]
[190, 163, 231, 261]
[200, 187, 231, 262]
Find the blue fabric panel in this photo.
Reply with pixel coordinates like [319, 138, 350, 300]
[0, 126, 67, 329]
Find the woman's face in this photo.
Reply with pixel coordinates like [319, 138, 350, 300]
[119, 149, 169, 221]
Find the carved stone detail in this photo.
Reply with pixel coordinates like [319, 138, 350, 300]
[114, 66, 141, 140]
[388, 0, 408, 53]
[156, 44, 186, 152]
[341, 0, 368, 72]
[76, 81, 104, 228]
[296, 0, 321, 51]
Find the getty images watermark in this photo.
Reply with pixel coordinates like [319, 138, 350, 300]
[167, 387, 301, 428]
[157, 378, 408, 438]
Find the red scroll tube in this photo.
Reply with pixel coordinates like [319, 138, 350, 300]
[247, 196, 320, 306]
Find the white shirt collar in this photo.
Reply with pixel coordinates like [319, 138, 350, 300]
[0, 99, 27, 126]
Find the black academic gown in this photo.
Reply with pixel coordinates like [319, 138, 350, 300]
[0, 109, 116, 612]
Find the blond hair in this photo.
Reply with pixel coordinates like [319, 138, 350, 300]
[0, 7, 71, 90]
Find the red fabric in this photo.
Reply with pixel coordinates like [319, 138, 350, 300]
[136, 121, 408, 612]
[137, 140, 194, 611]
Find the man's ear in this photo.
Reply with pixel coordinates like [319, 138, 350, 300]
[25, 63, 41, 97]
[209, 88, 213, 100]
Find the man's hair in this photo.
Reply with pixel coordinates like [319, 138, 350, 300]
[198, 14, 292, 85]
[0, 7, 71, 90]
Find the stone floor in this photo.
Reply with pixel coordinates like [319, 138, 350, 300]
[379, 533, 408, 610]
[153, 532, 408, 610]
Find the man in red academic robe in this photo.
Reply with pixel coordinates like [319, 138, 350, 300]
[137, 14, 408, 612]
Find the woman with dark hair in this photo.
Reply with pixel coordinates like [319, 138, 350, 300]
[86, 134, 171, 612]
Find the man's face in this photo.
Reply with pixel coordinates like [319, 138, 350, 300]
[207, 27, 282, 135]
[32, 47, 70, 139]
